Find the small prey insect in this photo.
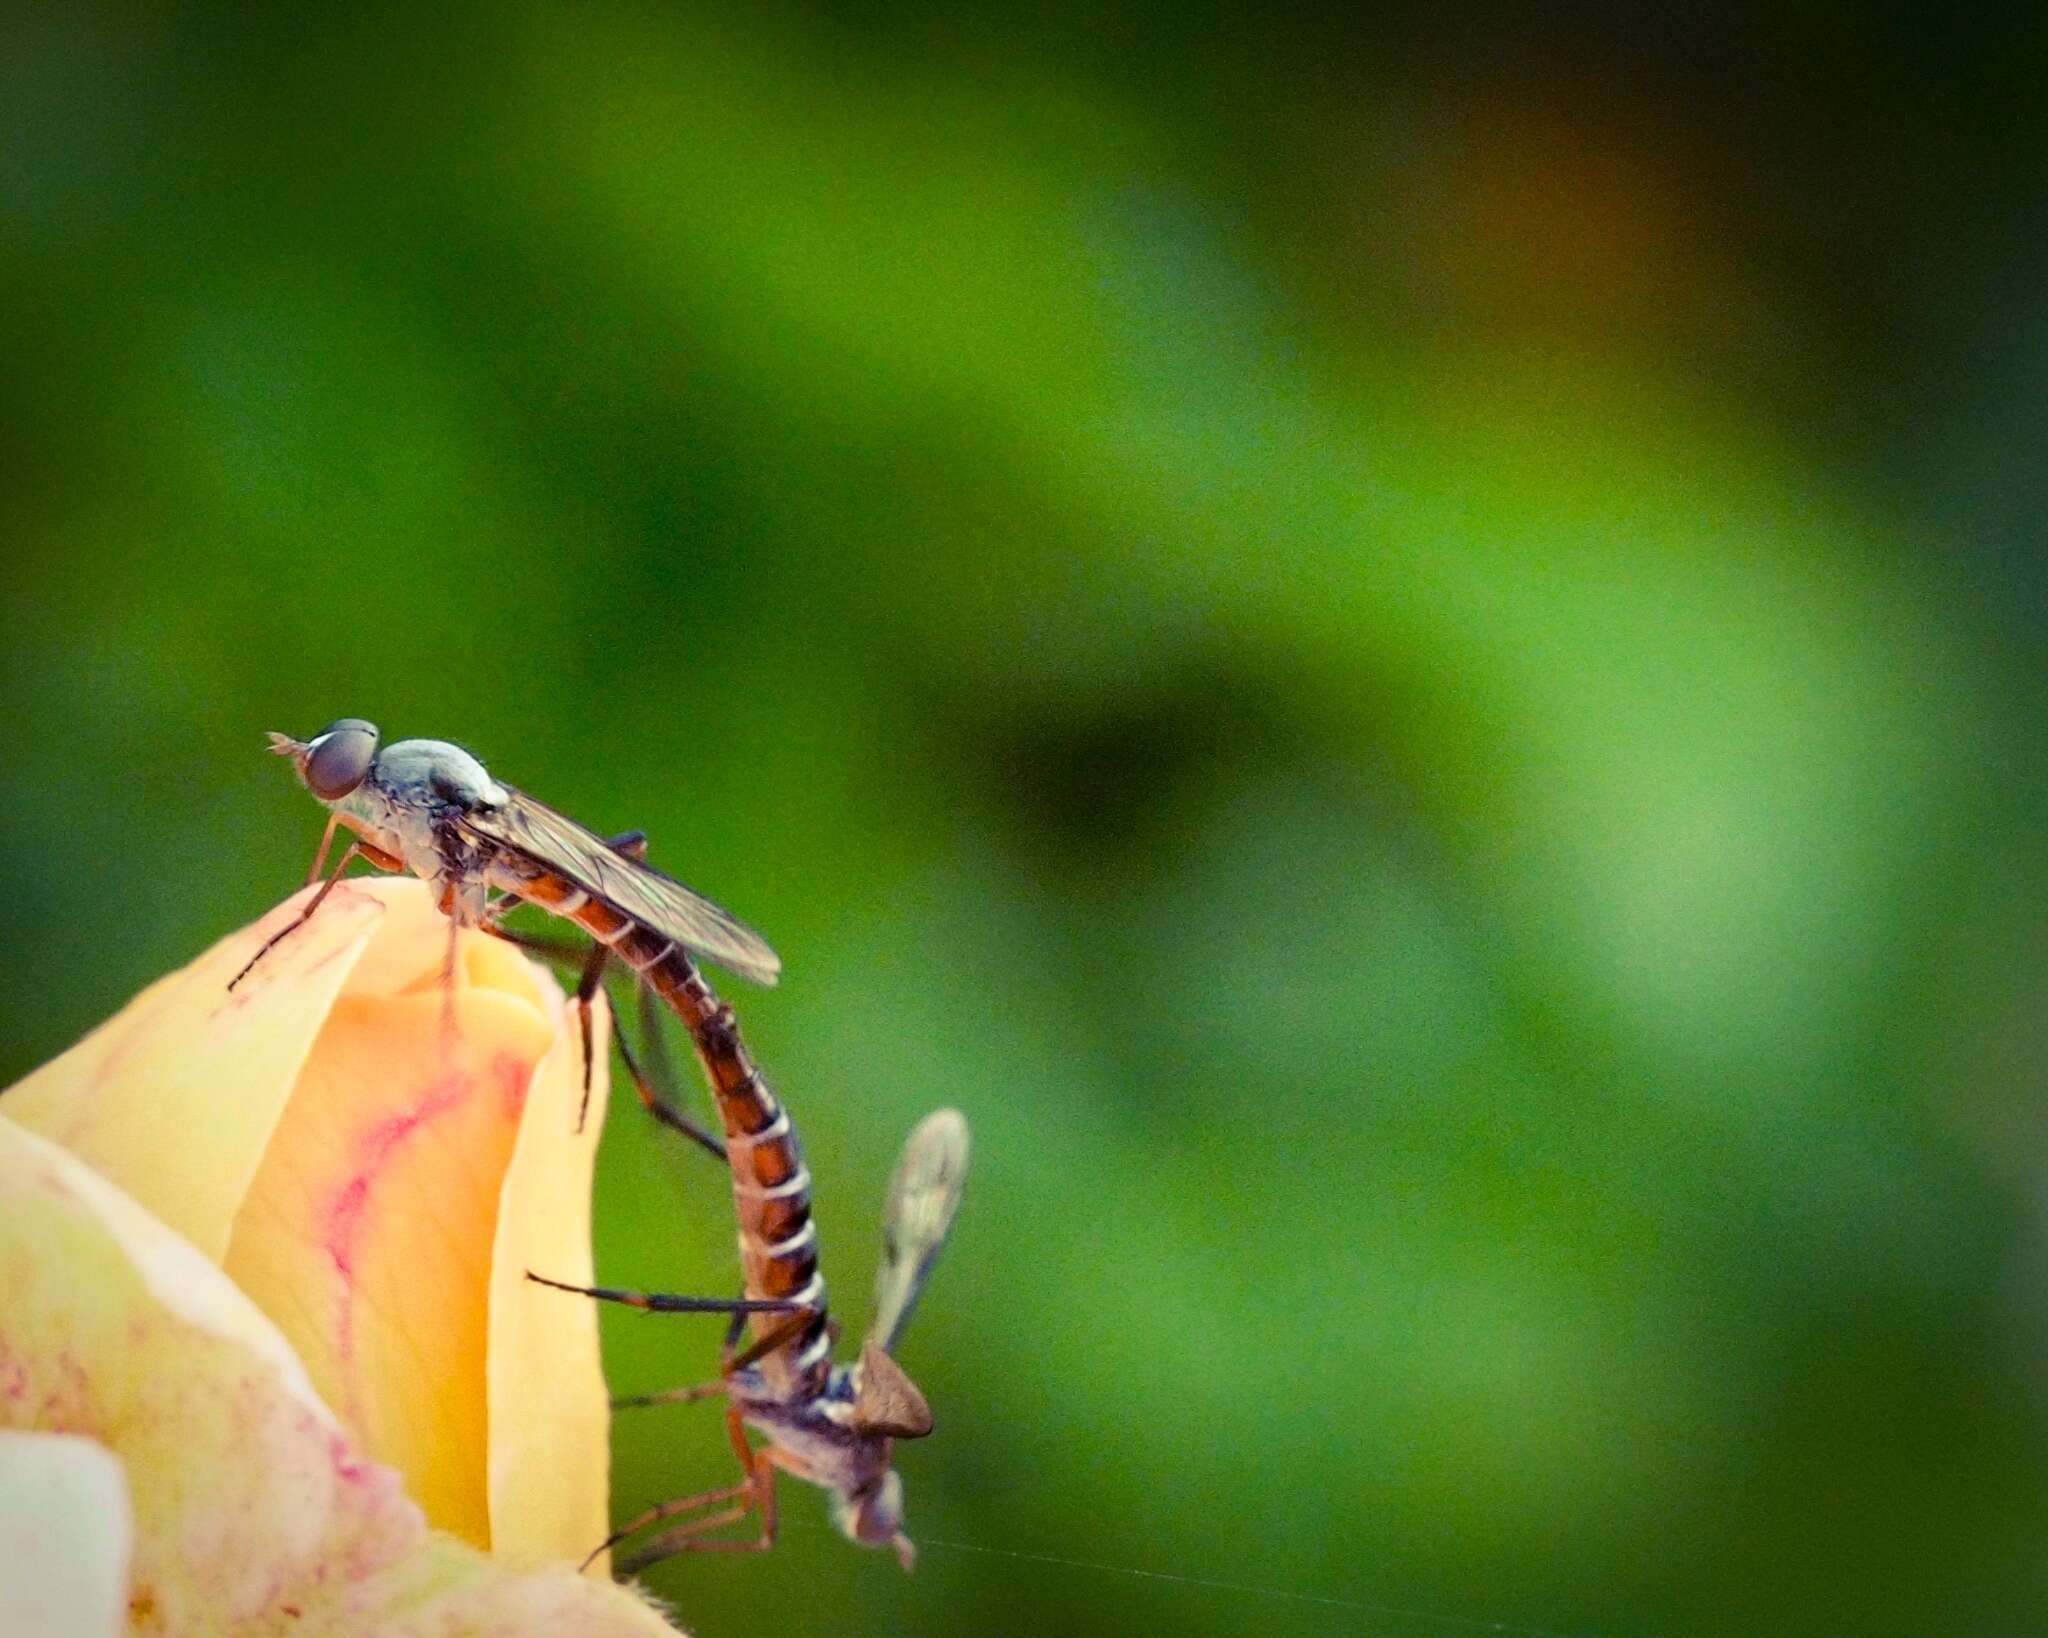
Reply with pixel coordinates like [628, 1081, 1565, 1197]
[534, 1104, 969, 1573]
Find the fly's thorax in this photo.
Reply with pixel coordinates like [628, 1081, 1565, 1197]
[368, 738, 508, 810]
[325, 747, 494, 910]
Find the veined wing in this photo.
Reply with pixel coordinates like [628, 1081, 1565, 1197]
[869, 1108, 970, 1355]
[460, 786, 782, 986]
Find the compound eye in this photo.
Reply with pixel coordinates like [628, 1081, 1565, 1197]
[305, 719, 380, 800]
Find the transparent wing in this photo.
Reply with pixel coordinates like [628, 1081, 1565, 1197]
[458, 787, 781, 986]
[868, 1109, 970, 1355]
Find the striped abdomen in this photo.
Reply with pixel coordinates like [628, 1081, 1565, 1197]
[502, 864, 832, 1399]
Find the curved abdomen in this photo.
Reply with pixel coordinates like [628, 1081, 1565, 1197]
[499, 864, 832, 1398]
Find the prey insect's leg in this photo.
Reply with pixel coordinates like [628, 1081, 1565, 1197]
[612, 1415, 779, 1572]
[611, 1379, 729, 1411]
[523, 1271, 801, 1318]
[613, 1307, 747, 1410]
[583, 1481, 756, 1572]
[588, 1395, 767, 1570]
[230, 840, 374, 992]
[718, 1305, 825, 1376]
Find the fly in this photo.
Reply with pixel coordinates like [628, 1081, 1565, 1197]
[245, 719, 777, 982]
[240, 719, 780, 1127]
[254, 719, 967, 1568]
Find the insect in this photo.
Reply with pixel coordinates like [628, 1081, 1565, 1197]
[534, 1101, 969, 1572]
[242, 719, 780, 1130]
[463, 802, 970, 1575]
[255, 720, 968, 1568]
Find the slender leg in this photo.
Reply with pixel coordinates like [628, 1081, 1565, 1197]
[613, 1423, 779, 1573]
[482, 825, 732, 1157]
[439, 908, 462, 1040]
[486, 890, 525, 923]
[633, 979, 704, 1148]
[488, 922, 727, 1158]
[614, 1308, 747, 1410]
[484, 923, 620, 1132]
[523, 1271, 800, 1317]
[596, 1306, 793, 1575]
[558, 829, 645, 1131]
[486, 926, 589, 963]
[612, 1379, 728, 1411]
[305, 814, 341, 885]
[719, 1305, 822, 1375]
[582, 1482, 755, 1571]
[570, 937, 612, 1134]
[230, 841, 369, 992]
[615, 1504, 764, 1572]
[614, 1027, 726, 1158]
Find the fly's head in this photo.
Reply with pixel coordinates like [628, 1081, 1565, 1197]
[268, 719, 381, 805]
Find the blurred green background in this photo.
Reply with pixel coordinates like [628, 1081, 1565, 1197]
[6, 6, 2048, 1634]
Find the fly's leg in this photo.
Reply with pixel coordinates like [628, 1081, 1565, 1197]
[230, 836, 398, 991]
[438, 894, 462, 1042]
[486, 828, 726, 1143]
[487, 929, 725, 1155]
[614, 1022, 726, 1157]
[483, 924, 594, 1030]
[563, 829, 648, 1131]
[306, 814, 341, 885]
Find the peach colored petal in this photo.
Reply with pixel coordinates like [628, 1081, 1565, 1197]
[489, 992, 615, 1567]
[0, 1114, 683, 1637]
[3, 877, 617, 1565]
[0, 1432, 131, 1638]
[224, 978, 554, 1546]
[1, 882, 389, 1259]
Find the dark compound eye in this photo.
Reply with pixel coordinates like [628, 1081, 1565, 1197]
[304, 718, 380, 800]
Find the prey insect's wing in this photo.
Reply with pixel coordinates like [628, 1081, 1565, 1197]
[868, 1108, 970, 1355]
[457, 786, 782, 986]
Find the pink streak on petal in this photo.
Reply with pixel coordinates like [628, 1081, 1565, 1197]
[321, 1073, 476, 1370]
[493, 1052, 533, 1120]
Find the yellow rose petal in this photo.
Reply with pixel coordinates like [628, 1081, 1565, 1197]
[0, 1432, 132, 1638]
[0, 1113, 684, 1637]
[3, 877, 618, 1569]
[2, 881, 389, 1258]
[224, 924, 558, 1549]
[489, 990, 614, 1567]
[0, 1111, 412, 1632]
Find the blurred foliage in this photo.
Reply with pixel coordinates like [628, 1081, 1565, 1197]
[7, 6, 2048, 1635]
